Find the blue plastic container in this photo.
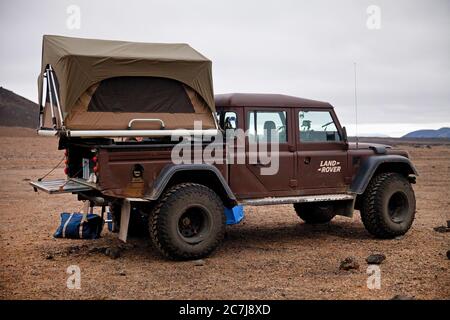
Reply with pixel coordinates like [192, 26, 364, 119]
[224, 205, 245, 225]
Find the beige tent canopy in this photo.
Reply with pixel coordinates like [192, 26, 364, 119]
[38, 35, 217, 134]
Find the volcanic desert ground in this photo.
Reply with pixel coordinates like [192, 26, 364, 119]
[0, 127, 449, 300]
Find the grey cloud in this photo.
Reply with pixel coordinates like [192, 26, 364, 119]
[0, 0, 448, 135]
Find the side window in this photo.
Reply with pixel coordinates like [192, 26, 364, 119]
[247, 110, 287, 143]
[223, 111, 237, 130]
[217, 111, 237, 130]
[299, 110, 341, 142]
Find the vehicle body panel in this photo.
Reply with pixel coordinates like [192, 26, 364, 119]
[34, 93, 417, 211]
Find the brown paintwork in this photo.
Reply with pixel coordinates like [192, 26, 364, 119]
[66, 93, 411, 202]
[215, 93, 332, 108]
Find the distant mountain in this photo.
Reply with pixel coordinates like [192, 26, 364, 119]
[402, 127, 450, 139]
[0, 87, 39, 128]
[357, 133, 391, 138]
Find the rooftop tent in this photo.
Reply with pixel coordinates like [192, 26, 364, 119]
[38, 35, 217, 135]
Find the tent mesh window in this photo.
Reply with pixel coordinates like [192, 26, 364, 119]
[87, 77, 195, 113]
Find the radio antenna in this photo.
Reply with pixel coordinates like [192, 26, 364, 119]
[353, 62, 359, 148]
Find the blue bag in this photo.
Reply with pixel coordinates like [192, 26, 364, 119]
[224, 205, 245, 225]
[54, 212, 104, 239]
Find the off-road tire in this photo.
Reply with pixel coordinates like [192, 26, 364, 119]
[294, 203, 336, 224]
[360, 172, 416, 238]
[149, 183, 226, 260]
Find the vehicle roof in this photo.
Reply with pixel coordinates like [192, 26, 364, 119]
[215, 93, 332, 108]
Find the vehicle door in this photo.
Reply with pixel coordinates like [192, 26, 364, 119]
[229, 107, 297, 197]
[295, 108, 348, 192]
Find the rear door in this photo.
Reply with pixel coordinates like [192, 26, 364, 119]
[295, 108, 348, 192]
[237, 107, 296, 196]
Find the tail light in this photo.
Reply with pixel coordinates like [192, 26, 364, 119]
[90, 152, 99, 183]
[92, 154, 98, 174]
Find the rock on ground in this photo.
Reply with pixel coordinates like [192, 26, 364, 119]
[433, 226, 449, 233]
[366, 254, 386, 265]
[193, 259, 205, 266]
[105, 247, 121, 259]
[339, 257, 359, 271]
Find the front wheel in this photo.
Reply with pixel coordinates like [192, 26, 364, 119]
[360, 172, 416, 238]
[149, 183, 226, 260]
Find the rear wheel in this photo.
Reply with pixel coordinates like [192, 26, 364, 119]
[294, 203, 336, 224]
[149, 183, 226, 260]
[360, 172, 416, 238]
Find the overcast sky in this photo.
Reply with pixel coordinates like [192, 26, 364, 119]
[0, 0, 449, 136]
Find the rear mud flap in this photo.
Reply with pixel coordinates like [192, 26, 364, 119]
[118, 200, 131, 242]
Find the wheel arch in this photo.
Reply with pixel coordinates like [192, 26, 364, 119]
[145, 164, 237, 208]
[351, 155, 418, 195]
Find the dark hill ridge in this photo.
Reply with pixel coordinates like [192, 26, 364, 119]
[402, 127, 450, 139]
[0, 87, 39, 128]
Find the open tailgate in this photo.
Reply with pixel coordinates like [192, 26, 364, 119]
[30, 179, 93, 194]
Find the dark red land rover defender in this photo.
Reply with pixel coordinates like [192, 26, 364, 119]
[32, 36, 417, 260]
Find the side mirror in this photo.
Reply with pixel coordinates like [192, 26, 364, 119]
[342, 126, 348, 143]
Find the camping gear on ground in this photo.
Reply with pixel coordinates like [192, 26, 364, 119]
[54, 213, 104, 239]
[54, 203, 104, 239]
[37, 35, 218, 137]
[224, 205, 245, 225]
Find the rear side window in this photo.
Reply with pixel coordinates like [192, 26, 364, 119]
[299, 110, 341, 142]
[247, 110, 287, 143]
[217, 111, 237, 130]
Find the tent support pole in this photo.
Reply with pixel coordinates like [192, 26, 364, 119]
[211, 111, 220, 130]
[38, 72, 47, 129]
[45, 67, 57, 129]
[48, 65, 64, 127]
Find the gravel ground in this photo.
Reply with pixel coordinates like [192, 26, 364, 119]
[0, 127, 449, 299]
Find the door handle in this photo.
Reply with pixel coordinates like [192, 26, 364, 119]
[304, 157, 311, 164]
